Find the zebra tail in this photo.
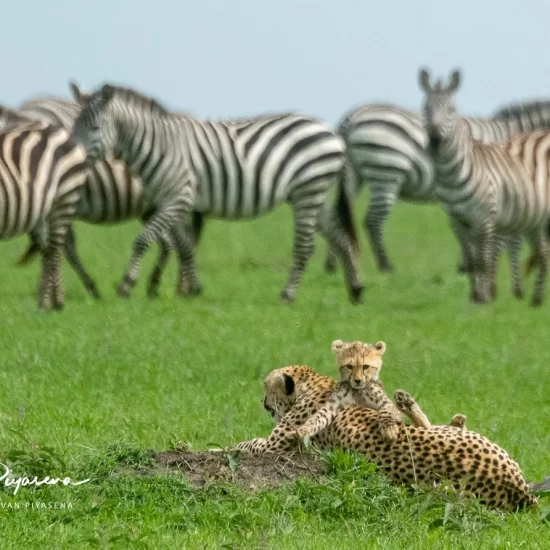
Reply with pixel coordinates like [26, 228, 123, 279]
[336, 179, 359, 256]
[16, 242, 41, 266]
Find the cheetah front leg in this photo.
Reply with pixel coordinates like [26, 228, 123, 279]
[296, 403, 339, 448]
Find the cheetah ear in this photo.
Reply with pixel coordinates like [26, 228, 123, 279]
[331, 340, 344, 353]
[374, 341, 386, 355]
[282, 373, 295, 396]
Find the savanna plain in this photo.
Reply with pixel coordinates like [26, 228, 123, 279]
[0, 192, 548, 549]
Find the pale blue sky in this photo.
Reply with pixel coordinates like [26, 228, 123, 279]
[5, 0, 550, 123]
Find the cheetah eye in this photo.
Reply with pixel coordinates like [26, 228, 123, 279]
[362, 365, 370, 370]
[344, 364, 353, 370]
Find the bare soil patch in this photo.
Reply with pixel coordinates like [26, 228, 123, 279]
[152, 450, 327, 490]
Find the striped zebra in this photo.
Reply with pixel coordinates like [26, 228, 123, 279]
[0, 105, 87, 310]
[419, 68, 550, 306]
[15, 87, 196, 299]
[326, 98, 550, 281]
[71, 83, 363, 303]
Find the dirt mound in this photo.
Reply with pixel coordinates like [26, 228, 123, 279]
[153, 450, 327, 490]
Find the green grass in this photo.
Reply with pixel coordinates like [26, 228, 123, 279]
[0, 192, 548, 548]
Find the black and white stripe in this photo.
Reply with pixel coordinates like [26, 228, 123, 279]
[16, 90, 185, 299]
[420, 68, 550, 306]
[0, 105, 87, 310]
[328, 97, 550, 281]
[71, 83, 363, 303]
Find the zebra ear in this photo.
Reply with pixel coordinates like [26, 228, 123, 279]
[447, 70, 461, 93]
[100, 84, 115, 103]
[68, 81, 83, 103]
[418, 68, 432, 93]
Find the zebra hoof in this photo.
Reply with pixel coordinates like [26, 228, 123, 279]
[379, 264, 393, 274]
[88, 286, 101, 300]
[178, 285, 202, 298]
[147, 283, 160, 299]
[324, 259, 337, 274]
[53, 301, 65, 312]
[350, 284, 364, 304]
[116, 285, 131, 298]
[513, 289, 524, 300]
[280, 289, 295, 304]
[532, 296, 543, 307]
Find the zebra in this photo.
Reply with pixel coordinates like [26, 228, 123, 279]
[325, 97, 550, 282]
[0, 105, 87, 310]
[419, 68, 550, 306]
[15, 86, 196, 299]
[71, 83, 363, 304]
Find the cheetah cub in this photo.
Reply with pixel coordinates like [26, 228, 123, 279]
[298, 339, 426, 445]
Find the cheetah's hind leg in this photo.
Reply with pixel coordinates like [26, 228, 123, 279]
[393, 390, 431, 429]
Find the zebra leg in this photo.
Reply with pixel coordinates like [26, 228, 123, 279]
[147, 232, 174, 298]
[147, 212, 204, 298]
[471, 224, 495, 304]
[37, 244, 62, 311]
[529, 229, 550, 307]
[117, 210, 185, 298]
[317, 206, 364, 304]
[324, 246, 339, 274]
[51, 247, 65, 311]
[507, 235, 523, 299]
[449, 217, 475, 274]
[171, 224, 202, 297]
[63, 226, 101, 299]
[489, 235, 508, 301]
[281, 204, 318, 303]
[364, 181, 399, 273]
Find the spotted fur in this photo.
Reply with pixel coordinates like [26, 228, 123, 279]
[234, 365, 537, 512]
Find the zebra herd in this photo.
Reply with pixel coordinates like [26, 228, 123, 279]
[2, 68, 550, 310]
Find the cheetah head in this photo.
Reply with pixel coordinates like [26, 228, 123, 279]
[332, 339, 386, 389]
[262, 369, 297, 422]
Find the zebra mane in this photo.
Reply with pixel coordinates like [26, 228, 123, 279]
[493, 99, 550, 120]
[98, 85, 169, 118]
[0, 104, 32, 125]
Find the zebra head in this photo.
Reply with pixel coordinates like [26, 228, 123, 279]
[71, 83, 118, 163]
[419, 68, 462, 149]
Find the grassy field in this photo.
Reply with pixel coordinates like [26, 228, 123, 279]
[0, 192, 548, 548]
